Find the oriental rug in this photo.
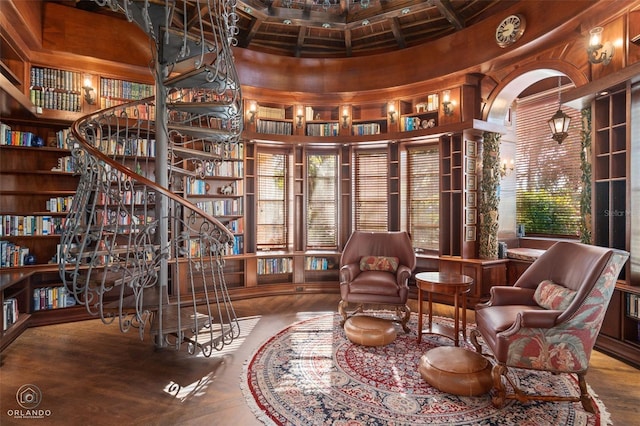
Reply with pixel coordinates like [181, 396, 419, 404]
[241, 312, 610, 426]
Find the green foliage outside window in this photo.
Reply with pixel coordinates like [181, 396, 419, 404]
[516, 190, 580, 236]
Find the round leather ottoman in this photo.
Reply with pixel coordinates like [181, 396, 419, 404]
[344, 315, 397, 346]
[418, 346, 492, 396]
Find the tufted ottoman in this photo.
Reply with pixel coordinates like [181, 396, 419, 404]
[344, 315, 397, 346]
[418, 346, 493, 396]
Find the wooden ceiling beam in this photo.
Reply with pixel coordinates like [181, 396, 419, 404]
[390, 16, 406, 49]
[432, 0, 464, 30]
[295, 25, 306, 57]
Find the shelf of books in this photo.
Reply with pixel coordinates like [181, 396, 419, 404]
[1, 121, 80, 268]
[303, 255, 339, 283]
[99, 77, 154, 108]
[399, 94, 439, 132]
[257, 255, 294, 285]
[29, 65, 83, 113]
[351, 103, 388, 136]
[253, 103, 294, 135]
[305, 105, 340, 136]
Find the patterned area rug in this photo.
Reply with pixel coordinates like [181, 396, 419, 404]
[242, 312, 610, 426]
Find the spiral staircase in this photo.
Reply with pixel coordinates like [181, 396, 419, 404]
[58, 0, 244, 356]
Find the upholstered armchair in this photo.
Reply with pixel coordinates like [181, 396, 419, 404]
[338, 231, 416, 332]
[470, 242, 629, 413]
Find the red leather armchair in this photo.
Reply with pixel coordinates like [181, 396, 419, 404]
[471, 241, 629, 412]
[338, 231, 416, 332]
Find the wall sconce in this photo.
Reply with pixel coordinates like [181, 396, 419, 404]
[82, 76, 95, 105]
[342, 106, 349, 129]
[587, 27, 614, 65]
[500, 158, 514, 178]
[442, 90, 455, 116]
[388, 102, 396, 123]
[248, 101, 257, 123]
[296, 107, 304, 128]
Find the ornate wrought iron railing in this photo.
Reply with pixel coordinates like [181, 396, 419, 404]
[58, 0, 244, 356]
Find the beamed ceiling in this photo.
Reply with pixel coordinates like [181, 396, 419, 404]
[63, 0, 519, 58]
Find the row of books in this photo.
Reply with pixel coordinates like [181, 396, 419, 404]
[1, 124, 41, 147]
[222, 236, 244, 256]
[187, 235, 244, 257]
[0, 241, 30, 268]
[46, 196, 75, 213]
[202, 160, 244, 178]
[257, 257, 293, 275]
[98, 102, 156, 121]
[351, 123, 381, 136]
[225, 218, 244, 234]
[627, 293, 640, 320]
[96, 189, 153, 206]
[32, 286, 74, 311]
[304, 257, 336, 271]
[51, 156, 76, 173]
[55, 128, 77, 150]
[306, 123, 340, 137]
[100, 77, 154, 100]
[257, 105, 287, 120]
[211, 141, 244, 159]
[257, 119, 293, 135]
[30, 66, 82, 92]
[2, 298, 18, 331]
[30, 89, 82, 112]
[98, 137, 157, 158]
[1, 216, 66, 237]
[195, 199, 243, 216]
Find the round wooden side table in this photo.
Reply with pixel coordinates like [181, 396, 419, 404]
[415, 271, 473, 346]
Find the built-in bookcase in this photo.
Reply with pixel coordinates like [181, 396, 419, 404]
[592, 82, 639, 367]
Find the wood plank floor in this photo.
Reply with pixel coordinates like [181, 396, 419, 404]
[1, 294, 638, 425]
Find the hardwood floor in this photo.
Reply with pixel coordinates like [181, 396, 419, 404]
[1, 294, 638, 425]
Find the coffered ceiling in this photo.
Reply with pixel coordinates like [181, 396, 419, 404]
[65, 0, 519, 58]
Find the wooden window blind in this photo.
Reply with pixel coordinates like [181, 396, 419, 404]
[353, 149, 388, 231]
[515, 90, 582, 237]
[306, 152, 338, 249]
[407, 144, 440, 251]
[256, 150, 289, 250]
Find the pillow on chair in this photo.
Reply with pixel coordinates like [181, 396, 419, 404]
[359, 256, 399, 273]
[534, 279, 577, 310]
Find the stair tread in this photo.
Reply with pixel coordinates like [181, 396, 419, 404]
[164, 66, 233, 89]
[167, 123, 238, 139]
[168, 102, 237, 115]
[170, 145, 224, 161]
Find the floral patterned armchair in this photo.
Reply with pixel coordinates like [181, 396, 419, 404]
[470, 242, 629, 413]
[338, 231, 416, 332]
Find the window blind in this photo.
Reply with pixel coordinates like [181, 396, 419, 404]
[256, 150, 288, 249]
[353, 149, 388, 231]
[515, 90, 583, 237]
[306, 152, 338, 248]
[408, 144, 440, 251]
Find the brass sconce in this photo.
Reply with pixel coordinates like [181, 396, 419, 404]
[82, 76, 95, 105]
[296, 107, 304, 128]
[342, 106, 349, 129]
[442, 90, 455, 116]
[587, 27, 614, 65]
[388, 102, 396, 123]
[500, 158, 514, 178]
[248, 101, 257, 123]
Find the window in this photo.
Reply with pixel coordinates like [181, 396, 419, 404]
[405, 144, 440, 251]
[515, 90, 582, 237]
[256, 149, 289, 250]
[306, 152, 338, 249]
[353, 149, 388, 231]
